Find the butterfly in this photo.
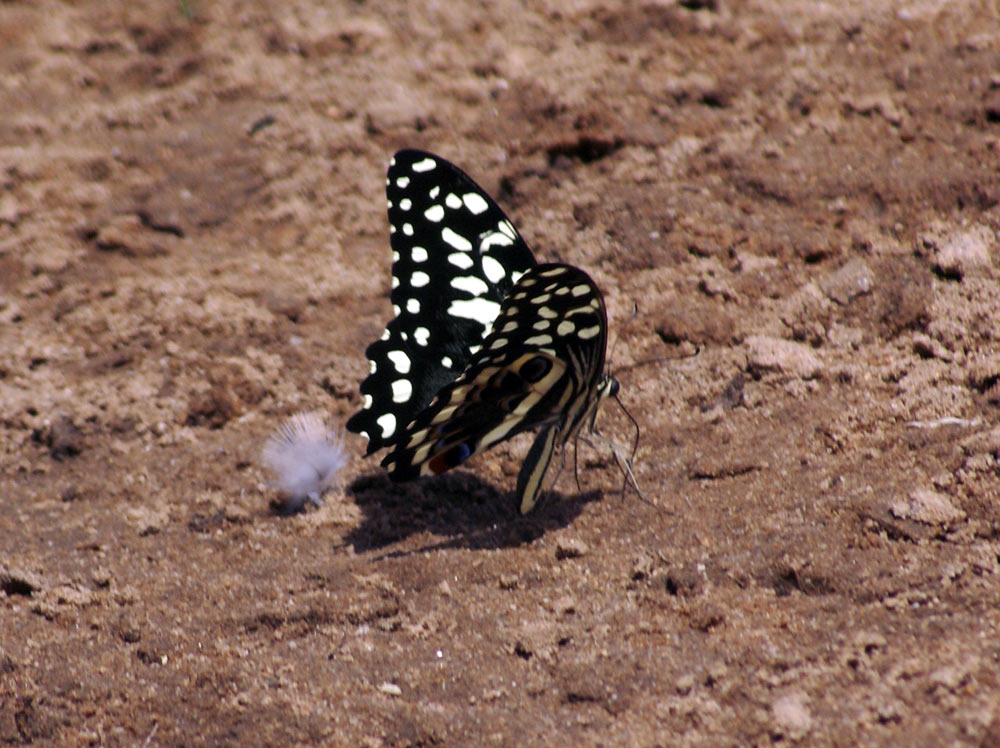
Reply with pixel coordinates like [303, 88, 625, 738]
[346, 150, 619, 513]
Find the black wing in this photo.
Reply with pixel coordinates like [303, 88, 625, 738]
[346, 150, 537, 453]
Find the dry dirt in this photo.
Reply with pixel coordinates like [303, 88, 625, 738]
[2, 1, 1000, 745]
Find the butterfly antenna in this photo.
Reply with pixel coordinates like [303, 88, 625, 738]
[612, 347, 702, 380]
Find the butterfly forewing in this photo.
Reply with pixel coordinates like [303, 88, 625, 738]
[345, 150, 536, 453]
[381, 263, 611, 511]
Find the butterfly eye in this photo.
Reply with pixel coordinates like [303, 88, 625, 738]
[607, 377, 620, 398]
[519, 355, 552, 383]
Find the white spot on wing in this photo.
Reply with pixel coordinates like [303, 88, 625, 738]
[369, 360, 377, 374]
[391, 379, 413, 403]
[403, 223, 414, 236]
[463, 193, 489, 214]
[429, 186, 440, 199]
[441, 227, 473, 251]
[399, 198, 412, 211]
[377, 413, 397, 438]
[411, 271, 430, 287]
[524, 334, 553, 346]
[480, 230, 514, 251]
[448, 252, 474, 270]
[448, 298, 502, 327]
[412, 246, 428, 262]
[424, 205, 445, 222]
[407, 298, 420, 313]
[481, 255, 505, 283]
[412, 157, 436, 172]
[445, 193, 462, 209]
[387, 350, 411, 373]
[414, 327, 430, 345]
[557, 320, 576, 335]
[363, 394, 373, 408]
[578, 325, 601, 339]
[441, 356, 453, 367]
[396, 176, 410, 188]
[451, 275, 490, 296]
[499, 220, 517, 240]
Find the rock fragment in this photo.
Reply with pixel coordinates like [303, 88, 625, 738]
[772, 691, 813, 740]
[889, 489, 965, 525]
[745, 336, 823, 379]
[555, 538, 589, 560]
[920, 222, 994, 280]
[819, 258, 874, 305]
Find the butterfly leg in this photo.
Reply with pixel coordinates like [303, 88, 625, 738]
[572, 438, 584, 495]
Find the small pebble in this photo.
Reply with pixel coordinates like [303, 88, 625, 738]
[555, 538, 589, 560]
[378, 682, 402, 697]
[772, 691, 813, 739]
[889, 488, 965, 525]
[745, 336, 823, 380]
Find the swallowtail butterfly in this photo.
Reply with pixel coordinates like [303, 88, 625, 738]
[346, 150, 619, 513]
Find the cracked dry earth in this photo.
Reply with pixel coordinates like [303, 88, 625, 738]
[2, 0, 1000, 746]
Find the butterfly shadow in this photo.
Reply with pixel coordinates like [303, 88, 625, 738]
[342, 471, 601, 555]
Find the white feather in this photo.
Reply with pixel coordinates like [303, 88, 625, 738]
[261, 412, 347, 513]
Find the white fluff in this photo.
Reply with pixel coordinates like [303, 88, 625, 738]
[261, 412, 347, 512]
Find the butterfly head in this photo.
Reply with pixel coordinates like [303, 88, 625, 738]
[586, 373, 619, 434]
[601, 374, 620, 400]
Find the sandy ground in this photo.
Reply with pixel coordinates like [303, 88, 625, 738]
[2, 0, 1000, 745]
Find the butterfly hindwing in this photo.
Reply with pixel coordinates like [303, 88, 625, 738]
[381, 263, 611, 511]
[345, 150, 536, 454]
[380, 349, 569, 482]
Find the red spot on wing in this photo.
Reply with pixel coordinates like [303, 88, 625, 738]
[428, 453, 451, 475]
